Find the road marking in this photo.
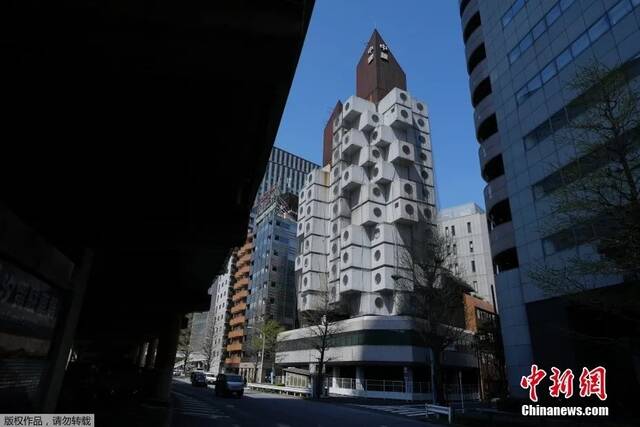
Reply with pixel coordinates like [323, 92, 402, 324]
[354, 404, 428, 418]
[172, 389, 229, 419]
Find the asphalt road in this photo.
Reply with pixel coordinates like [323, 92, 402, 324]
[170, 380, 435, 427]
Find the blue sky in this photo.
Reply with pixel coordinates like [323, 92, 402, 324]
[274, 0, 484, 210]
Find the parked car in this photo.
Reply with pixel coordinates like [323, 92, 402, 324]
[205, 372, 217, 385]
[214, 374, 245, 397]
[190, 371, 207, 387]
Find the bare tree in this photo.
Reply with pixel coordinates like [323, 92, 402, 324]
[529, 61, 640, 360]
[177, 313, 193, 374]
[394, 226, 472, 404]
[200, 317, 215, 372]
[298, 274, 348, 399]
[245, 319, 284, 382]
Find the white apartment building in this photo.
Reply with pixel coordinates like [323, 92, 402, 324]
[437, 203, 495, 304]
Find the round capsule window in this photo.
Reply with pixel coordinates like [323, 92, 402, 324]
[400, 92, 408, 101]
[333, 204, 338, 214]
[402, 144, 411, 155]
[334, 168, 340, 177]
[401, 110, 409, 119]
[372, 149, 380, 158]
[372, 187, 382, 197]
[342, 230, 349, 241]
[344, 171, 349, 181]
[307, 190, 312, 198]
[373, 227, 381, 239]
[306, 206, 311, 215]
[372, 131, 378, 140]
[424, 208, 432, 219]
[375, 297, 384, 308]
[331, 264, 337, 275]
[421, 170, 429, 180]
[334, 117, 339, 127]
[332, 224, 338, 234]
[345, 102, 350, 111]
[342, 252, 349, 263]
[418, 118, 425, 127]
[373, 167, 380, 176]
[303, 277, 308, 286]
[332, 243, 337, 254]
[404, 183, 413, 194]
[333, 186, 339, 195]
[374, 250, 381, 261]
[372, 114, 379, 123]
[304, 258, 309, 266]
[344, 135, 350, 144]
[373, 207, 382, 217]
[374, 273, 382, 284]
[420, 152, 427, 161]
[418, 135, 426, 143]
[305, 223, 310, 232]
[405, 204, 415, 215]
[417, 102, 424, 111]
[342, 275, 349, 285]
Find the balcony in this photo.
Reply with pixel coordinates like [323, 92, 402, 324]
[232, 289, 249, 302]
[490, 221, 516, 258]
[227, 342, 243, 352]
[478, 133, 501, 172]
[236, 264, 250, 277]
[228, 328, 245, 339]
[234, 277, 249, 289]
[230, 302, 247, 314]
[484, 176, 509, 214]
[225, 357, 241, 366]
[238, 253, 252, 265]
[229, 315, 246, 326]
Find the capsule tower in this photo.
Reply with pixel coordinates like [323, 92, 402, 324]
[295, 30, 437, 317]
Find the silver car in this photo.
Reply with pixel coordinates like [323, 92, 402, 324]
[215, 374, 245, 397]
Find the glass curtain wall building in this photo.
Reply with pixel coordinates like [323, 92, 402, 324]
[459, 0, 640, 405]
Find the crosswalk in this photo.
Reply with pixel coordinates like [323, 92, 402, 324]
[354, 404, 428, 417]
[173, 390, 229, 420]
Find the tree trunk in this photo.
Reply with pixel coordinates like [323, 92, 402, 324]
[430, 348, 444, 404]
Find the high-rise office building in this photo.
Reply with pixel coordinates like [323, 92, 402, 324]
[437, 203, 495, 303]
[256, 147, 320, 199]
[459, 0, 640, 398]
[277, 31, 480, 397]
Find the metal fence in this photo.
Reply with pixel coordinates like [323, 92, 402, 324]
[325, 377, 431, 393]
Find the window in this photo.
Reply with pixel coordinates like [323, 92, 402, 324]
[532, 20, 546, 40]
[469, 241, 474, 253]
[451, 225, 456, 236]
[453, 243, 457, 255]
[541, 62, 557, 83]
[467, 222, 472, 233]
[588, 15, 610, 42]
[556, 47, 572, 70]
[273, 250, 279, 256]
[270, 298, 275, 304]
[518, 33, 533, 52]
[473, 281, 478, 291]
[272, 266, 277, 272]
[445, 226, 449, 236]
[471, 260, 477, 273]
[271, 281, 276, 287]
[608, 0, 632, 25]
[546, 4, 561, 26]
[274, 235, 280, 241]
[570, 32, 589, 57]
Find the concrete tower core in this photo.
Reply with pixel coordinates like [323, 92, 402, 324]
[356, 29, 407, 104]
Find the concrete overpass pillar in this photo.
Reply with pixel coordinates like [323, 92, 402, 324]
[332, 367, 339, 388]
[152, 315, 181, 403]
[355, 367, 365, 391]
[145, 338, 158, 369]
[138, 342, 149, 367]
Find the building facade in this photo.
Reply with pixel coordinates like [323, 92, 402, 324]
[459, 0, 640, 399]
[208, 256, 236, 375]
[240, 191, 300, 381]
[256, 147, 319, 199]
[437, 203, 495, 303]
[278, 31, 481, 398]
